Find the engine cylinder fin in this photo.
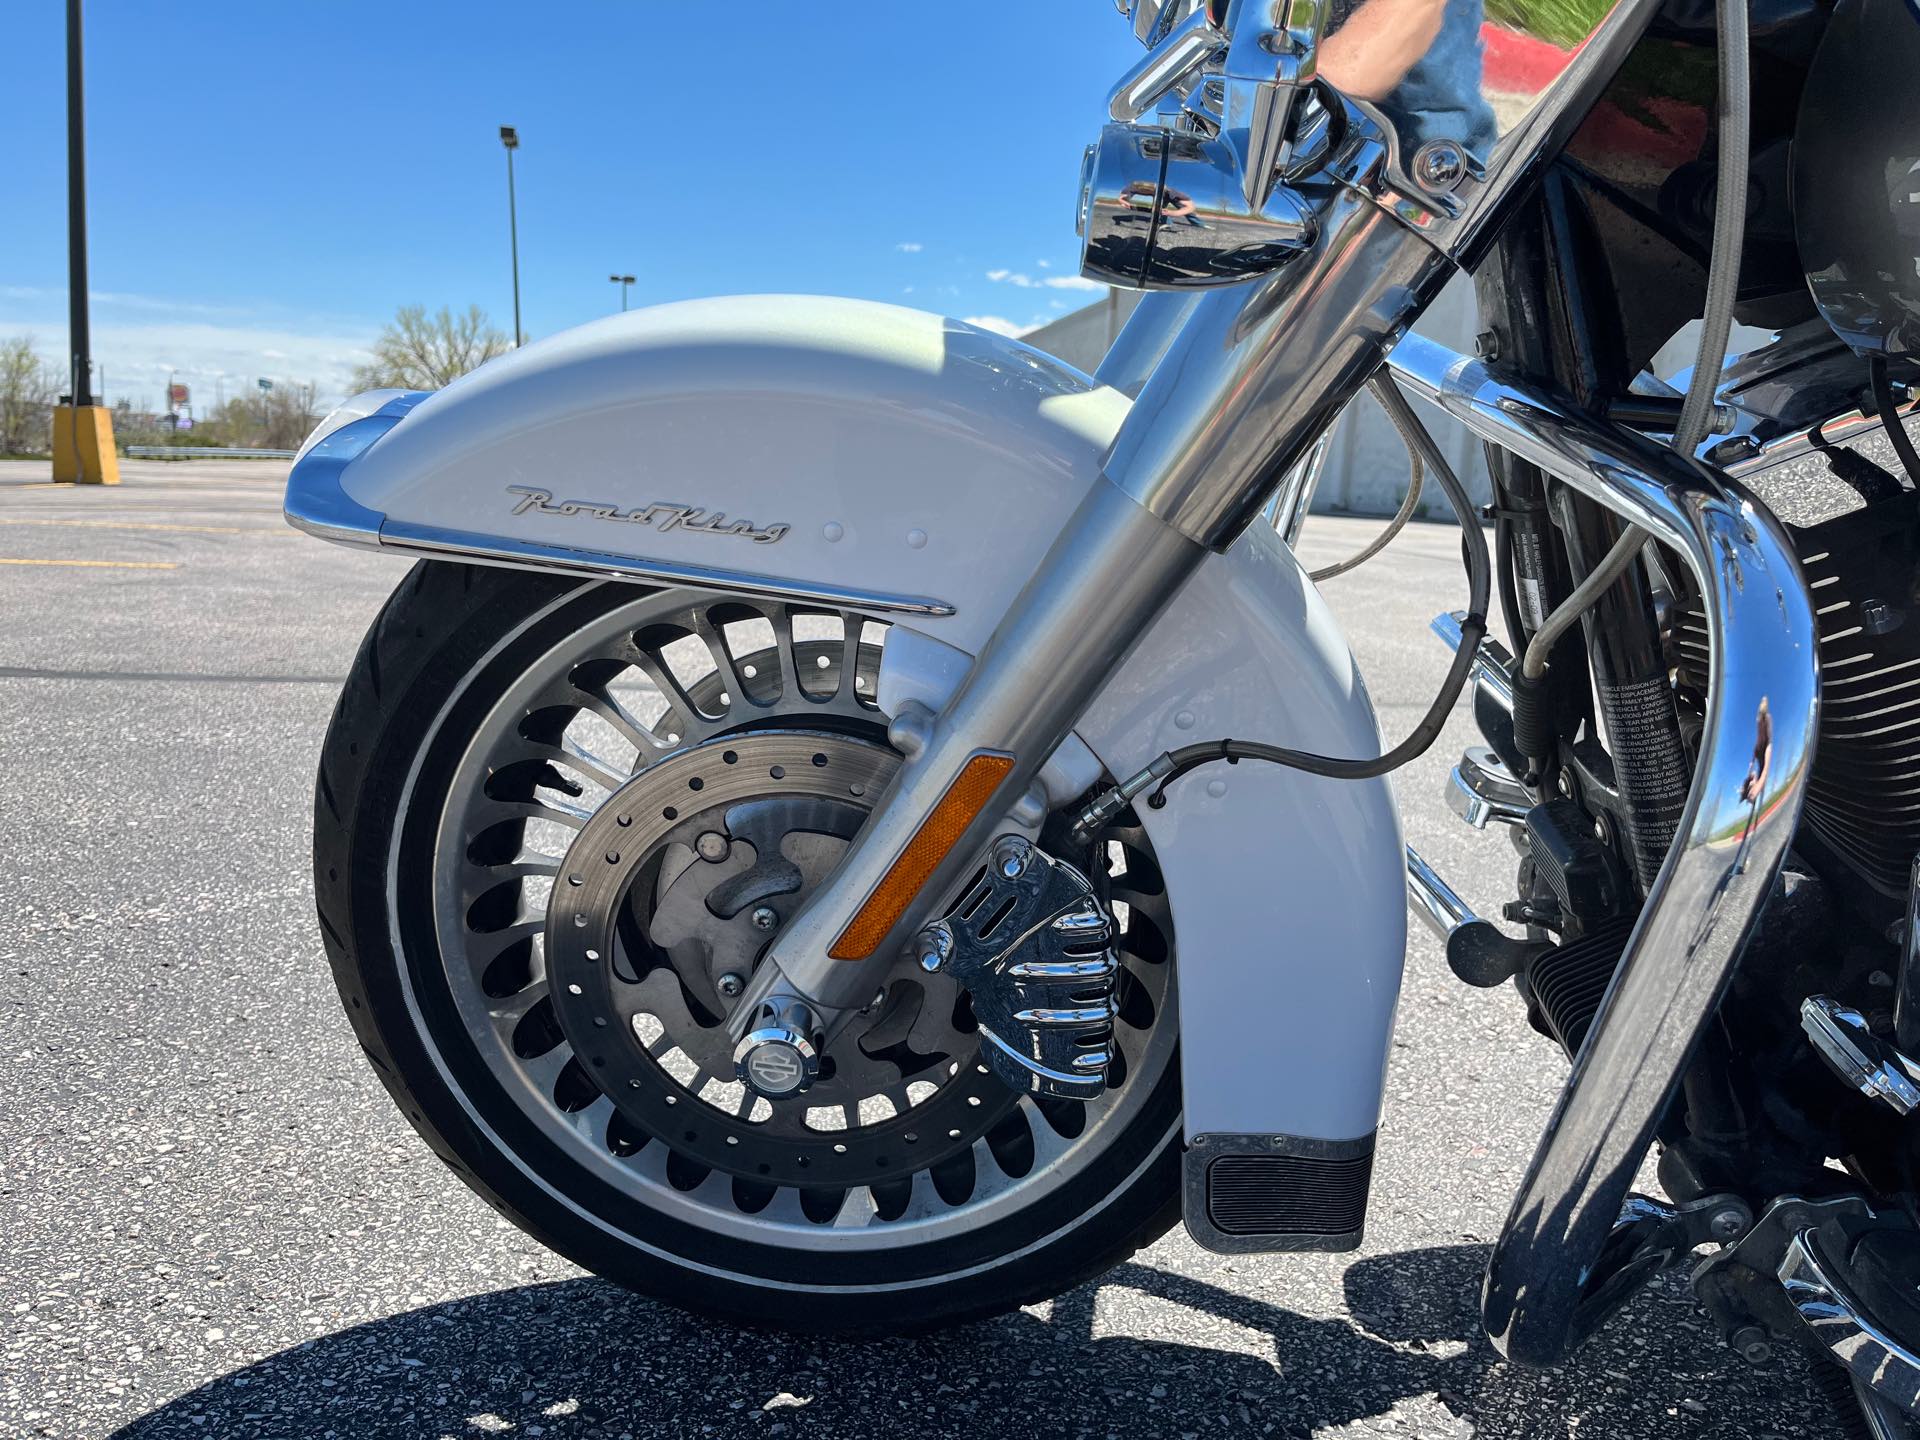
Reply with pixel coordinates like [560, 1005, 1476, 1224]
[1677, 495, 1920, 898]
[1522, 917, 1638, 1058]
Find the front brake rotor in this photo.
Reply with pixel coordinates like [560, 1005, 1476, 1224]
[545, 731, 1020, 1188]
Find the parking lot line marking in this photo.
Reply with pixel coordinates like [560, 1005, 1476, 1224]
[0, 558, 179, 569]
[0, 664, 340, 685]
[0, 518, 288, 536]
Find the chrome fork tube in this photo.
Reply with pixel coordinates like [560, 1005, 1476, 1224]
[1094, 291, 1203, 398]
[1267, 426, 1334, 549]
[753, 190, 1453, 1020]
[1386, 332, 1821, 1367]
[1107, 186, 1452, 548]
[749, 476, 1201, 1016]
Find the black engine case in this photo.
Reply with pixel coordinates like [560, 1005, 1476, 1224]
[1792, 0, 1920, 369]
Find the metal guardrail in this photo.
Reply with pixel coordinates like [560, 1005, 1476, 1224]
[125, 446, 296, 460]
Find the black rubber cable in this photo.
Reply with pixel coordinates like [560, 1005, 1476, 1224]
[1808, 419, 1905, 502]
[1134, 374, 1491, 804]
[1870, 356, 1920, 488]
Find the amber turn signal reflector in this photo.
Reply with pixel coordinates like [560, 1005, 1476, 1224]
[828, 751, 1016, 960]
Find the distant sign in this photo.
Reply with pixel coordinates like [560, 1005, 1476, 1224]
[257, 378, 273, 393]
[167, 383, 189, 408]
[176, 416, 193, 432]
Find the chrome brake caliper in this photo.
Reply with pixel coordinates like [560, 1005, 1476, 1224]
[918, 836, 1120, 1101]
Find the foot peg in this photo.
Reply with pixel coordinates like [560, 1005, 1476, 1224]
[920, 837, 1118, 1101]
[1802, 995, 1920, 1115]
[1783, 1219, 1920, 1417]
[1448, 745, 1530, 829]
[1404, 846, 1554, 990]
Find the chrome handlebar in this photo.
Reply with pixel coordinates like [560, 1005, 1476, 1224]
[1107, 9, 1225, 122]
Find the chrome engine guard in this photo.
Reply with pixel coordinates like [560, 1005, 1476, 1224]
[1387, 333, 1822, 1367]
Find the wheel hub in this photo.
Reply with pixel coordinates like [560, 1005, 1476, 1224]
[732, 999, 822, 1099]
[545, 730, 1020, 1188]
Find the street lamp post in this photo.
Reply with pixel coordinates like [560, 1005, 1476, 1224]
[500, 126, 522, 347]
[55, 0, 115, 482]
[609, 274, 636, 312]
[66, 0, 93, 409]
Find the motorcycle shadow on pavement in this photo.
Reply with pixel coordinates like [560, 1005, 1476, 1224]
[111, 1243, 1814, 1439]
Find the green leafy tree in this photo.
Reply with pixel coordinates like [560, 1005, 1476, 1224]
[0, 336, 61, 456]
[350, 304, 512, 392]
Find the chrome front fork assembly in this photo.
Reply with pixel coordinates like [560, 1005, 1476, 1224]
[736, 0, 1451, 1063]
[736, 0, 1819, 1378]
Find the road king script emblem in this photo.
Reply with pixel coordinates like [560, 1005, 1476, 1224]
[505, 486, 790, 546]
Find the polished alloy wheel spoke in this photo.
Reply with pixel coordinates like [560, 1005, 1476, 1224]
[433, 590, 1174, 1242]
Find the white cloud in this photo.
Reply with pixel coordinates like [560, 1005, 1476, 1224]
[896, 242, 924, 253]
[962, 315, 1031, 338]
[1037, 259, 1053, 269]
[987, 269, 1105, 293]
[1, 286, 379, 406]
[0, 317, 374, 409]
[2, 285, 254, 319]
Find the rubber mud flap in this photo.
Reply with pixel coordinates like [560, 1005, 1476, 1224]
[1182, 1133, 1375, 1253]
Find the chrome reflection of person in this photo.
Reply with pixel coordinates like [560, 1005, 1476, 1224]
[1321, 0, 1497, 161]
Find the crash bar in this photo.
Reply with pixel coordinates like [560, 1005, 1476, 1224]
[1384, 331, 1820, 1367]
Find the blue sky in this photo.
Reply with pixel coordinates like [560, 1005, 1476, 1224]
[3, 5, 1139, 409]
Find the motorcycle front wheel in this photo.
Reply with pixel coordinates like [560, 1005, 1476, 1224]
[312, 561, 1183, 1332]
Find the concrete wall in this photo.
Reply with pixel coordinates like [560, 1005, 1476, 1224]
[1023, 278, 1490, 520]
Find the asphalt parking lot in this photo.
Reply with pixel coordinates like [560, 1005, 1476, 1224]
[0, 459, 1830, 1438]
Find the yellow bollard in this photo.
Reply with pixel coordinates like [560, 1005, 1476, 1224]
[49, 405, 120, 485]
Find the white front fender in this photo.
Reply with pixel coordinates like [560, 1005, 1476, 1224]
[287, 295, 1407, 1244]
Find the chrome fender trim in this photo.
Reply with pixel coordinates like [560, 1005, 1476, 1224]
[284, 403, 957, 618]
[288, 455, 959, 618]
[1387, 333, 1821, 1367]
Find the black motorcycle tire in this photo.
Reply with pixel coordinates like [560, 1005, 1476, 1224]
[310, 560, 1184, 1333]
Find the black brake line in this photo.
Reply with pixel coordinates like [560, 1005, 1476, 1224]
[1072, 372, 1490, 842]
[1870, 356, 1920, 488]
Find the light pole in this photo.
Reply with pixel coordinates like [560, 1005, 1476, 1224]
[609, 274, 635, 312]
[56, 0, 115, 481]
[499, 126, 522, 346]
[67, 0, 93, 409]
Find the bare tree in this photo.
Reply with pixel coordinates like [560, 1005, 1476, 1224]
[213, 381, 320, 451]
[350, 304, 512, 392]
[0, 336, 61, 456]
